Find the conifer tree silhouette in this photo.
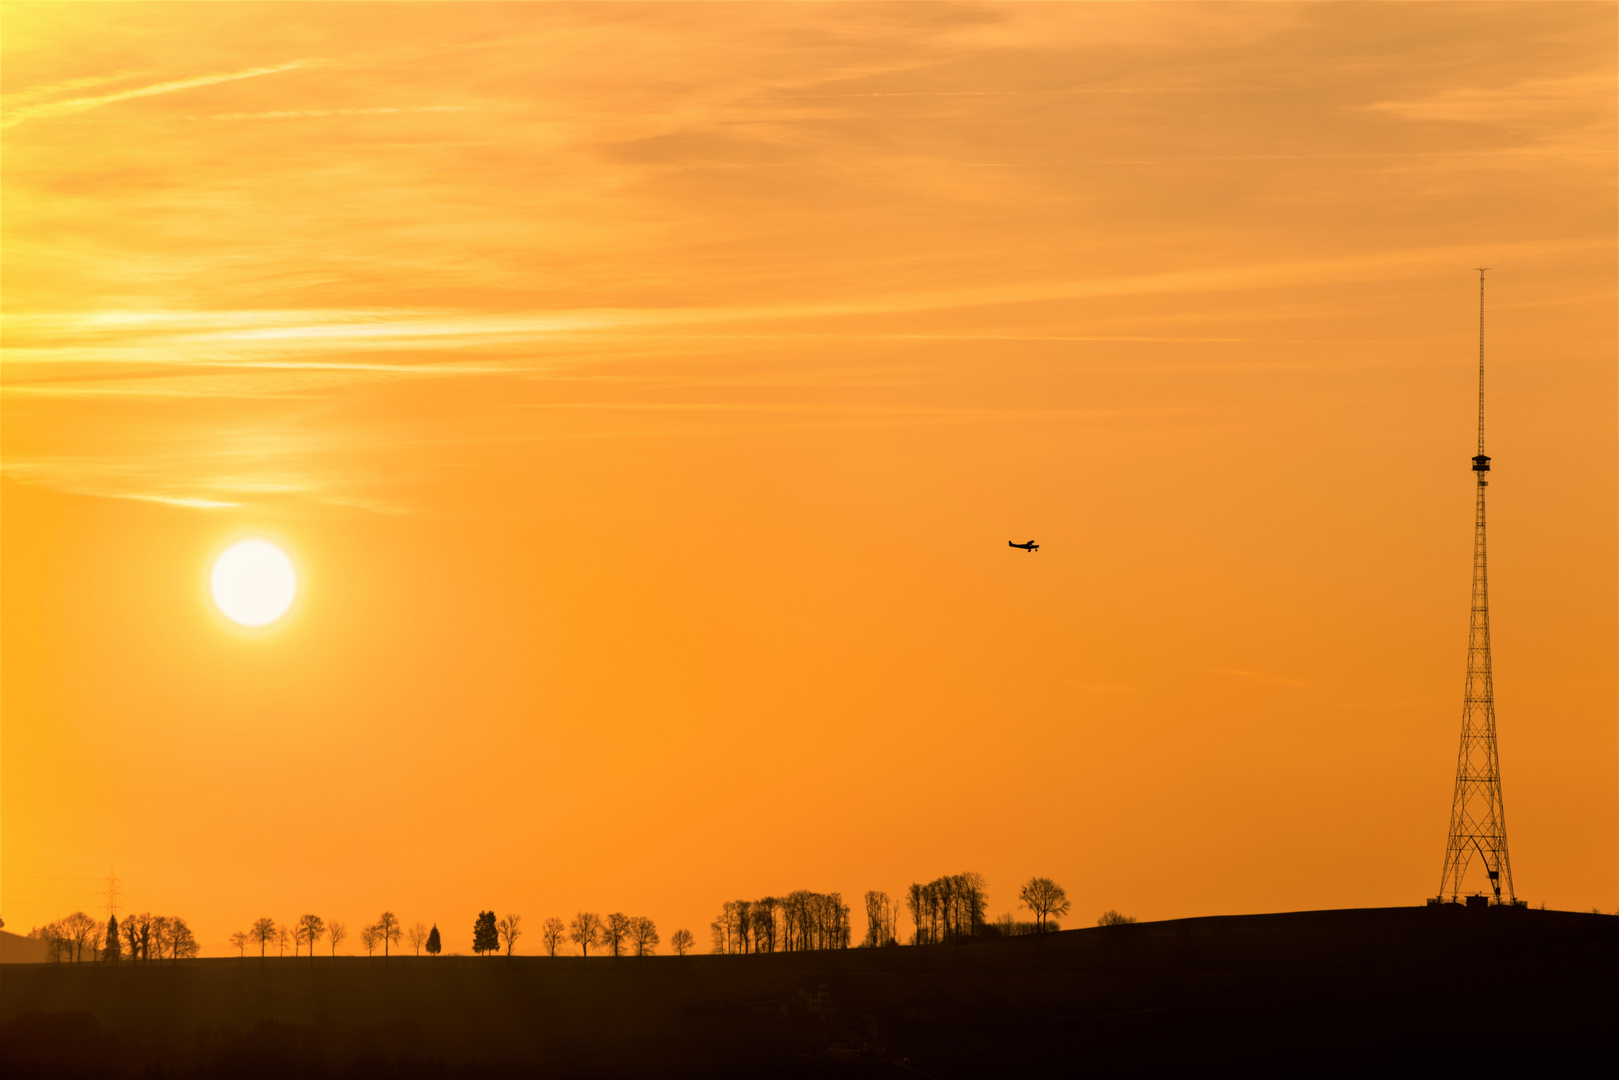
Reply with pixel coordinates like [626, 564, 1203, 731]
[104, 915, 122, 962]
[473, 911, 499, 955]
[426, 924, 442, 956]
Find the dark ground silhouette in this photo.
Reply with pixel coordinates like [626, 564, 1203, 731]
[3, 906, 1613, 1078]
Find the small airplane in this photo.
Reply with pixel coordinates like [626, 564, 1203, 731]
[1008, 540, 1039, 552]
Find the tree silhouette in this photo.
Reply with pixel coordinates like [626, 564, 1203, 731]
[59, 912, 98, 963]
[992, 912, 1043, 936]
[230, 931, 248, 957]
[670, 928, 695, 956]
[862, 891, 897, 947]
[104, 915, 122, 963]
[727, 901, 752, 953]
[275, 922, 293, 957]
[408, 922, 429, 956]
[30, 921, 61, 962]
[1019, 877, 1071, 933]
[30, 921, 62, 962]
[425, 924, 441, 957]
[569, 912, 603, 957]
[360, 925, 380, 956]
[166, 918, 200, 960]
[472, 911, 499, 956]
[374, 912, 402, 958]
[123, 914, 146, 962]
[750, 899, 778, 953]
[298, 914, 325, 959]
[1096, 909, 1137, 926]
[497, 914, 523, 956]
[251, 917, 277, 958]
[540, 917, 566, 957]
[328, 919, 347, 955]
[603, 913, 631, 957]
[630, 916, 659, 956]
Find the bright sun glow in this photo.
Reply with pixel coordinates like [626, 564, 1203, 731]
[210, 539, 297, 627]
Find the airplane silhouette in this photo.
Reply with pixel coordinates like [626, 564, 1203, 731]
[1008, 540, 1039, 552]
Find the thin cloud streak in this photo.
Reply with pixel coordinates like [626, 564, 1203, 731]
[1206, 669, 1309, 689]
[121, 494, 239, 510]
[183, 105, 477, 122]
[6, 233, 1601, 378]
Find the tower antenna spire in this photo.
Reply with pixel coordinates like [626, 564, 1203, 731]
[1437, 269, 1517, 906]
[1476, 268, 1488, 456]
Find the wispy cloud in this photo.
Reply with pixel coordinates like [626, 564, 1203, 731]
[3, 2, 1610, 523]
[1363, 70, 1616, 126]
[3, 234, 1600, 390]
[1, 441, 400, 514]
[121, 494, 239, 510]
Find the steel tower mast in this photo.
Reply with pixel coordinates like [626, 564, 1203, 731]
[1437, 269, 1516, 904]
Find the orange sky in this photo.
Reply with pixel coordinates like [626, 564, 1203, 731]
[3, 2, 1614, 955]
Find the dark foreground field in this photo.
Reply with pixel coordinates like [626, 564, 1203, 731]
[4, 906, 1614, 1078]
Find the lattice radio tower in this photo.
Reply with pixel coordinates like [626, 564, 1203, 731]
[1437, 269, 1517, 905]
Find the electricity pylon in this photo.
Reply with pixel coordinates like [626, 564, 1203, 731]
[103, 869, 124, 921]
[1437, 269, 1516, 905]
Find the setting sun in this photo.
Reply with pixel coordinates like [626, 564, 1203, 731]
[209, 539, 296, 628]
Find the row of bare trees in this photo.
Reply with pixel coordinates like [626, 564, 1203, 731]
[29, 912, 197, 963]
[216, 910, 695, 958]
[900, 874, 1077, 942]
[906, 872, 989, 944]
[862, 891, 899, 947]
[563, 912, 672, 956]
[892, 874, 1075, 941]
[23, 877, 1087, 963]
[461, 912, 693, 957]
[228, 913, 442, 959]
[710, 891, 852, 955]
[712, 875, 1070, 952]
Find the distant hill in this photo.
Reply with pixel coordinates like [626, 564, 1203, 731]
[0, 930, 48, 965]
[3, 906, 1614, 1077]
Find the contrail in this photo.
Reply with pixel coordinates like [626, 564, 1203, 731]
[3, 60, 312, 129]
